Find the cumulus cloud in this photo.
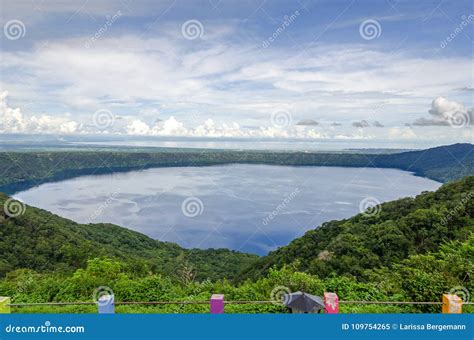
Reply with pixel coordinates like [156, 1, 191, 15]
[296, 119, 319, 126]
[155, 116, 188, 136]
[352, 120, 370, 128]
[0, 90, 369, 139]
[350, 120, 384, 128]
[412, 97, 473, 127]
[2, 87, 471, 143]
[412, 117, 450, 126]
[0, 91, 80, 134]
[126, 119, 150, 135]
[388, 127, 417, 140]
[119, 116, 369, 139]
[428, 97, 465, 117]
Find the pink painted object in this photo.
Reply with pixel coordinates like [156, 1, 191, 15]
[324, 292, 339, 314]
[210, 294, 224, 314]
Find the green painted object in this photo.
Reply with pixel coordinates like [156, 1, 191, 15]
[0, 297, 11, 313]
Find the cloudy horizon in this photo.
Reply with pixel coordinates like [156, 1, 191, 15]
[0, 0, 472, 145]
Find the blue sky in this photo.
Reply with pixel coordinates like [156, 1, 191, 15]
[0, 0, 472, 144]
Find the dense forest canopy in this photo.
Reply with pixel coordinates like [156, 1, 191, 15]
[0, 193, 257, 281]
[1, 235, 472, 314]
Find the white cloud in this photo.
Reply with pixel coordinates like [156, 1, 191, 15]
[0, 91, 80, 134]
[0, 14, 472, 145]
[122, 115, 372, 140]
[0, 91, 25, 132]
[2, 88, 472, 143]
[412, 97, 473, 126]
[429, 97, 465, 118]
[2, 32, 473, 129]
[388, 127, 417, 140]
[126, 119, 150, 135]
[429, 97, 473, 125]
[193, 120, 242, 138]
[154, 116, 188, 136]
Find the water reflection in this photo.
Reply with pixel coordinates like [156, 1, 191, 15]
[15, 165, 441, 254]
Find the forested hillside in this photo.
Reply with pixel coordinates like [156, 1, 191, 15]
[241, 176, 474, 280]
[373, 143, 474, 182]
[0, 143, 472, 194]
[1, 234, 472, 313]
[0, 194, 257, 281]
[0, 176, 472, 313]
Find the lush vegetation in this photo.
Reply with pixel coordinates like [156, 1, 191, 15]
[1, 144, 473, 194]
[0, 175, 472, 313]
[0, 193, 257, 281]
[242, 176, 474, 280]
[1, 234, 472, 314]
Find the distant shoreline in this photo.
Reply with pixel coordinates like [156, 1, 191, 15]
[0, 143, 471, 194]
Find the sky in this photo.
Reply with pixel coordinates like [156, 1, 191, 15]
[0, 0, 473, 145]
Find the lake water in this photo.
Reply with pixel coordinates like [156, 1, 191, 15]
[14, 165, 441, 255]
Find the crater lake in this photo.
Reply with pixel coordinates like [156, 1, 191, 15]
[14, 164, 441, 254]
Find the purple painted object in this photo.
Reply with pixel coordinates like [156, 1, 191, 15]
[98, 294, 115, 314]
[210, 294, 224, 314]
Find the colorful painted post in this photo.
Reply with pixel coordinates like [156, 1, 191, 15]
[442, 294, 462, 314]
[324, 292, 339, 314]
[210, 294, 224, 314]
[98, 294, 115, 314]
[0, 297, 11, 314]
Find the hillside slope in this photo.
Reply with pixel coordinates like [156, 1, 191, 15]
[0, 194, 257, 281]
[373, 143, 474, 182]
[240, 176, 474, 280]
